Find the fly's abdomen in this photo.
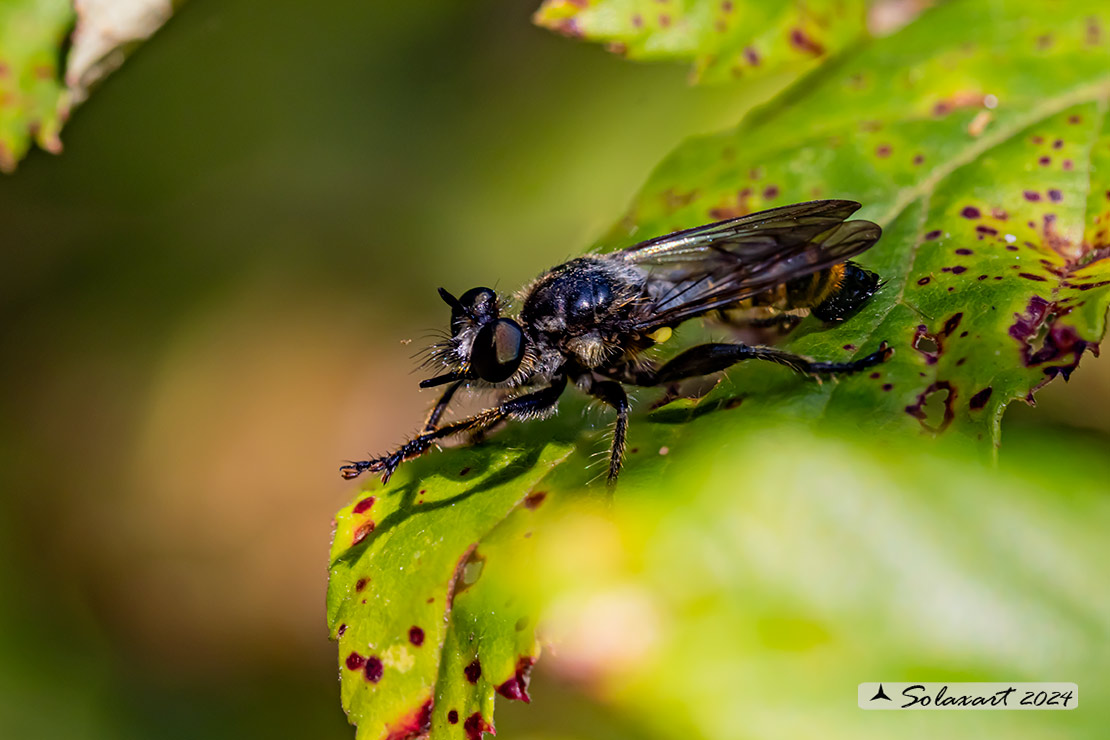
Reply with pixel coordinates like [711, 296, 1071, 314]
[719, 261, 880, 325]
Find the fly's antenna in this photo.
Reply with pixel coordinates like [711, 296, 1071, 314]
[437, 287, 464, 313]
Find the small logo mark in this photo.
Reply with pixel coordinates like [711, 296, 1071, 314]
[870, 684, 892, 701]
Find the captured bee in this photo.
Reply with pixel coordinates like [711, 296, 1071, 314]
[342, 200, 891, 486]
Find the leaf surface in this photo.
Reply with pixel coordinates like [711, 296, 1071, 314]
[328, 442, 573, 739]
[533, 0, 869, 85]
[604, 0, 1110, 447]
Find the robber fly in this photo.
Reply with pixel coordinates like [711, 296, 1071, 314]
[341, 200, 891, 486]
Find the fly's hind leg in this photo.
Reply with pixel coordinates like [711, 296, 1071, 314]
[584, 379, 629, 486]
[630, 341, 892, 386]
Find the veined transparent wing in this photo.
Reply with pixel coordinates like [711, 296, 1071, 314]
[616, 200, 881, 331]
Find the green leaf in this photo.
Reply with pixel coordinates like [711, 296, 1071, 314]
[328, 441, 574, 739]
[533, 0, 869, 85]
[603, 0, 1110, 449]
[0, 0, 176, 173]
[0, 0, 73, 172]
[330, 1, 1110, 736]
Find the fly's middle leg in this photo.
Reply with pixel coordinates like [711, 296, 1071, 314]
[583, 379, 630, 486]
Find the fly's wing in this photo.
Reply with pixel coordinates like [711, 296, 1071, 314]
[616, 200, 881, 331]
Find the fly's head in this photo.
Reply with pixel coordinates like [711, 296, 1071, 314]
[420, 287, 533, 389]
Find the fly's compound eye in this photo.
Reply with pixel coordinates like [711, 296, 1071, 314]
[471, 318, 525, 382]
[449, 287, 498, 335]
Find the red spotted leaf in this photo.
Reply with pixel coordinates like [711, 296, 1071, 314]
[534, 0, 870, 85]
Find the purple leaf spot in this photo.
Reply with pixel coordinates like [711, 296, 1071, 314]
[352, 520, 375, 546]
[969, 387, 993, 411]
[905, 381, 957, 433]
[464, 712, 494, 740]
[364, 656, 384, 683]
[496, 657, 536, 703]
[789, 28, 825, 55]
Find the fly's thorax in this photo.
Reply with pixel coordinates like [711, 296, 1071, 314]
[519, 256, 646, 369]
[521, 257, 645, 329]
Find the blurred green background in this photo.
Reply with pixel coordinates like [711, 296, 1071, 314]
[1, 1, 1108, 738]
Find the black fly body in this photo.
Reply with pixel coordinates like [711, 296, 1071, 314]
[342, 200, 892, 486]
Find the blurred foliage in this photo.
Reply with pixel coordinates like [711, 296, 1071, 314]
[331, 0, 1110, 737]
[0, 0, 71, 171]
[510, 422, 1110, 739]
[534, 0, 868, 85]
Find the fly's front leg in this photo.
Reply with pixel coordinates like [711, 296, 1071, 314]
[341, 375, 568, 483]
[584, 379, 629, 486]
[629, 341, 892, 386]
[423, 380, 463, 432]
